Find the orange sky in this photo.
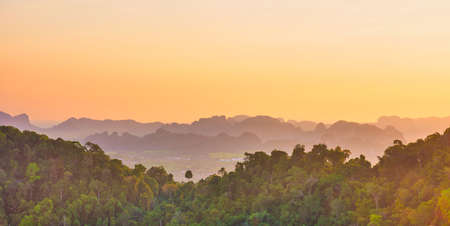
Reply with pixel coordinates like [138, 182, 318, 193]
[2, 0, 450, 123]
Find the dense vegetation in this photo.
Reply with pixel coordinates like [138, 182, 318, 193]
[0, 125, 449, 225]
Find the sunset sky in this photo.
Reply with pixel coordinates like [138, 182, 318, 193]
[2, 0, 450, 123]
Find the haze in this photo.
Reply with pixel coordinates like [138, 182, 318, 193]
[2, 0, 450, 123]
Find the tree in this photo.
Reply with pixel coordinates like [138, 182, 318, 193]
[89, 179, 106, 201]
[135, 179, 154, 210]
[133, 164, 146, 177]
[291, 144, 306, 164]
[0, 131, 6, 149]
[185, 170, 193, 180]
[19, 198, 56, 226]
[437, 188, 450, 224]
[218, 167, 227, 177]
[26, 162, 40, 199]
[162, 183, 178, 200]
[26, 162, 40, 183]
[365, 181, 383, 210]
[326, 146, 350, 166]
[147, 166, 171, 186]
[3, 125, 450, 226]
[367, 214, 382, 226]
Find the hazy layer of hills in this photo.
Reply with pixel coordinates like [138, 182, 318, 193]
[375, 115, 450, 142]
[0, 111, 406, 161]
[0, 111, 37, 131]
[48, 117, 164, 140]
[85, 129, 261, 155]
[4, 110, 450, 179]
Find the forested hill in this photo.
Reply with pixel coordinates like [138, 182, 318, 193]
[0, 126, 450, 225]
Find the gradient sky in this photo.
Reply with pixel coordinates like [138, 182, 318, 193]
[2, 0, 450, 123]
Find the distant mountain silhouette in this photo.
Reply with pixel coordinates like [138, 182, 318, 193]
[0, 110, 405, 161]
[84, 117, 403, 162]
[228, 115, 250, 123]
[257, 121, 403, 162]
[320, 121, 404, 161]
[376, 115, 450, 142]
[235, 116, 304, 141]
[160, 116, 234, 137]
[159, 115, 309, 141]
[0, 111, 38, 131]
[286, 120, 319, 131]
[85, 128, 262, 154]
[44, 117, 163, 140]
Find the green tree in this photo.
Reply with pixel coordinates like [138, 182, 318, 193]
[367, 214, 382, 226]
[26, 162, 40, 183]
[26, 162, 40, 199]
[437, 188, 450, 224]
[19, 198, 56, 226]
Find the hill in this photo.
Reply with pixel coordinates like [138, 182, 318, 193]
[0, 111, 403, 162]
[376, 115, 450, 142]
[1, 126, 449, 225]
[320, 121, 404, 161]
[0, 112, 38, 131]
[85, 129, 261, 154]
[0, 111, 405, 179]
[44, 117, 163, 140]
[0, 126, 170, 225]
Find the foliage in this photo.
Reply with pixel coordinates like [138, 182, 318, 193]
[185, 170, 193, 180]
[1, 125, 450, 225]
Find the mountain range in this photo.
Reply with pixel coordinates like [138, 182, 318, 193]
[375, 115, 450, 142]
[6, 110, 449, 163]
[0, 111, 38, 131]
[0, 110, 413, 162]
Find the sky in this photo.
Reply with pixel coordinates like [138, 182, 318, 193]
[1, 0, 450, 123]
